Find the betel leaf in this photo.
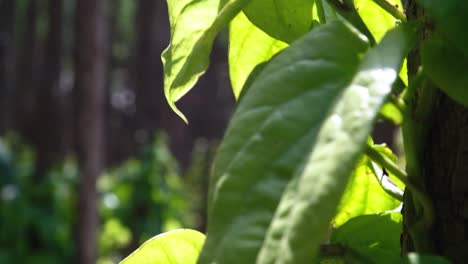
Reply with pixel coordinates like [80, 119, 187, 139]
[198, 21, 370, 264]
[120, 229, 205, 264]
[331, 213, 402, 264]
[265, 22, 417, 264]
[422, 36, 468, 107]
[417, 0, 468, 58]
[333, 157, 401, 228]
[162, 0, 250, 122]
[243, 0, 313, 43]
[229, 12, 287, 98]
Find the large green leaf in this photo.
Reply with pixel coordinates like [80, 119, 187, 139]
[120, 229, 205, 264]
[422, 36, 468, 107]
[417, 0, 468, 58]
[261, 22, 417, 263]
[243, 0, 313, 43]
[162, 0, 250, 122]
[198, 21, 370, 264]
[331, 213, 402, 264]
[333, 157, 401, 227]
[229, 12, 287, 98]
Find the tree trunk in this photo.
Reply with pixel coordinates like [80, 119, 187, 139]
[34, 0, 63, 180]
[75, 1, 109, 263]
[0, 0, 15, 134]
[134, 0, 164, 148]
[403, 1, 468, 263]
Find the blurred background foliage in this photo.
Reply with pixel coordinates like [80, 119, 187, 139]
[0, 0, 232, 263]
[0, 133, 213, 263]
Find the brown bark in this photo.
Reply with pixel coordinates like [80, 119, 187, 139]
[75, 0, 109, 263]
[403, 1, 468, 263]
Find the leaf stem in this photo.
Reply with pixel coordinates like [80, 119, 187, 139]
[369, 161, 404, 201]
[365, 145, 434, 227]
[316, 0, 327, 24]
[371, 0, 407, 22]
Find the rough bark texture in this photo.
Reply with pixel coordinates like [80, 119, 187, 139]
[424, 92, 468, 263]
[75, 1, 109, 263]
[404, 1, 468, 263]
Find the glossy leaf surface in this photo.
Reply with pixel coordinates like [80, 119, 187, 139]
[162, 0, 250, 122]
[120, 229, 205, 264]
[263, 22, 417, 264]
[198, 21, 369, 264]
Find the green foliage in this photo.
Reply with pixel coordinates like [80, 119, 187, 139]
[422, 36, 468, 107]
[162, 0, 251, 122]
[121, 229, 205, 264]
[156, 0, 461, 263]
[0, 133, 191, 263]
[243, 0, 313, 43]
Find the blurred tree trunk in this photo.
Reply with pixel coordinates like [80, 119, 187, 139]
[74, 0, 109, 263]
[33, 0, 63, 180]
[134, 0, 164, 148]
[0, 0, 15, 134]
[13, 0, 37, 141]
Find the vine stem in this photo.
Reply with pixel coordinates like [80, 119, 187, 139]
[365, 145, 434, 228]
[371, 0, 407, 22]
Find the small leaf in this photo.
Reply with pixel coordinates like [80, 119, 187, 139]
[333, 157, 401, 227]
[422, 36, 468, 107]
[331, 213, 402, 264]
[380, 101, 403, 125]
[229, 12, 287, 98]
[417, 0, 468, 58]
[243, 0, 313, 43]
[162, 0, 250, 122]
[120, 229, 205, 264]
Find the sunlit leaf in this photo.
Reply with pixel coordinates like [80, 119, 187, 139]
[162, 0, 250, 122]
[120, 229, 205, 264]
[243, 0, 313, 43]
[199, 21, 370, 264]
[229, 12, 287, 98]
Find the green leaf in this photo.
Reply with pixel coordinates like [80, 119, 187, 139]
[331, 213, 402, 264]
[198, 21, 370, 264]
[243, 0, 313, 43]
[120, 229, 205, 264]
[399, 253, 452, 264]
[356, 0, 404, 42]
[229, 12, 287, 98]
[333, 157, 401, 227]
[261, 22, 417, 264]
[422, 36, 468, 107]
[162, 0, 250, 122]
[380, 101, 403, 125]
[417, 0, 468, 58]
